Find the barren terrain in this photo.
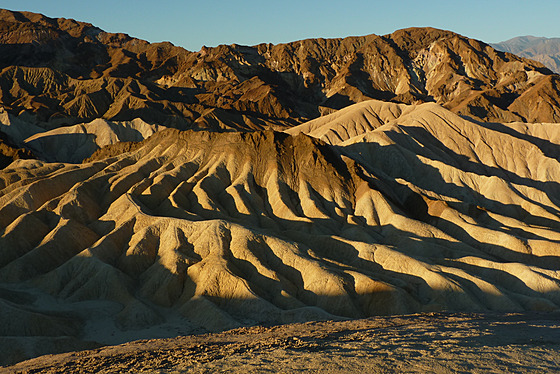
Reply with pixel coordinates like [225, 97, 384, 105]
[2, 9, 560, 156]
[2, 100, 560, 365]
[493, 36, 560, 74]
[4, 312, 560, 373]
[1, 9, 560, 372]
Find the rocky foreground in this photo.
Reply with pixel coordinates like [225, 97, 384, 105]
[2, 9, 560, 371]
[3, 312, 560, 373]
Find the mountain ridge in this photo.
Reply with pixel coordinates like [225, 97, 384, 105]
[1, 8, 560, 155]
[2, 100, 560, 364]
[1, 9, 560, 367]
[492, 36, 560, 74]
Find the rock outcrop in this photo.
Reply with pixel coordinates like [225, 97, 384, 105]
[1, 9, 560, 143]
[1, 100, 559, 363]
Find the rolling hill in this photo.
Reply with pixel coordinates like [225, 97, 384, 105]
[2, 100, 560, 364]
[1, 10, 560, 165]
[1, 8, 560, 368]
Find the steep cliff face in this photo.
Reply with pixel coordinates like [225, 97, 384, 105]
[1, 9, 559, 138]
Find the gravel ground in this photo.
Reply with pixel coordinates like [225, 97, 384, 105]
[4, 312, 560, 373]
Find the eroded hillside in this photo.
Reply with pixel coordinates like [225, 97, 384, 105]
[493, 36, 560, 74]
[1, 100, 560, 364]
[1, 9, 560, 144]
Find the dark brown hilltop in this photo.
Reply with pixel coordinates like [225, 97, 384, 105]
[1, 8, 560, 370]
[0, 8, 559, 139]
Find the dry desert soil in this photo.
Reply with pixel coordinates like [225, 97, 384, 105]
[2, 9, 560, 374]
[4, 312, 560, 373]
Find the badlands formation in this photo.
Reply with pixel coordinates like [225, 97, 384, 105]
[1, 8, 560, 370]
[1, 8, 560, 159]
[2, 99, 560, 366]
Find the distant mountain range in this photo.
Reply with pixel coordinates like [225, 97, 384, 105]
[492, 36, 560, 74]
[1, 9, 560, 165]
[2, 9, 560, 367]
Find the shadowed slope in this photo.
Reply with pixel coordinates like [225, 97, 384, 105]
[1, 9, 560, 140]
[0, 128, 33, 168]
[1, 100, 560, 363]
[3, 9, 560, 169]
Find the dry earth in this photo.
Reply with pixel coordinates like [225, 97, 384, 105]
[1, 100, 560, 366]
[3, 312, 560, 373]
[1, 9, 560, 370]
[2, 8, 560, 142]
[493, 36, 560, 74]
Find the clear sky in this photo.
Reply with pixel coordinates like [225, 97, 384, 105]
[1, 0, 559, 51]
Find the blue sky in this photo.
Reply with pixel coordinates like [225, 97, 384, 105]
[2, 1, 558, 51]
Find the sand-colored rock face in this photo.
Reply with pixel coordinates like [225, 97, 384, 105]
[0, 107, 166, 163]
[1, 100, 559, 364]
[23, 118, 164, 163]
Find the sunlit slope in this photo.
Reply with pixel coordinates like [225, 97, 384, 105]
[1, 101, 559, 362]
[286, 100, 413, 143]
[2, 9, 560, 132]
[293, 100, 560, 259]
